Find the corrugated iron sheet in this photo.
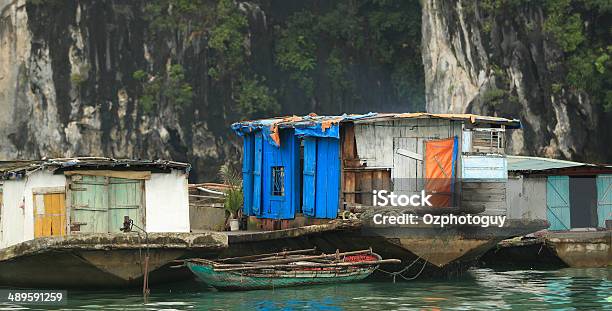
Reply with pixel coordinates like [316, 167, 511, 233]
[0, 158, 190, 180]
[508, 156, 590, 172]
[231, 112, 521, 146]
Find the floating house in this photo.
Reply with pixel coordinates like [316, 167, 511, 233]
[0, 158, 231, 288]
[233, 113, 516, 222]
[232, 113, 547, 273]
[0, 158, 191, 248]
[502, 156, 611, 268]
[507, 155, 612, 230]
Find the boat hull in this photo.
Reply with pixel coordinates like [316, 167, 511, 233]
[0, 233, 226, 288]
[187, 263, 373, 291]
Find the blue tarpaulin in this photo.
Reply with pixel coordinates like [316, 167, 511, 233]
[231, 113, 378, 146]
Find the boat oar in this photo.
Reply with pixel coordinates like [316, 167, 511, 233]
[212, 259, 402, 272]
[216, 248, 318, 263]
[242, 249, 374, 265]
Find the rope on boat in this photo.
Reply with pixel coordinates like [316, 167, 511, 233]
[377, 224, 454, 282]
[376, 256, 428, 283]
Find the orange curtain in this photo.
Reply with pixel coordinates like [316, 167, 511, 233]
[424, 138, 456, 207]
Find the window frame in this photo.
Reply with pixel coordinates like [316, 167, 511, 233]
[271, 166, 285, 197]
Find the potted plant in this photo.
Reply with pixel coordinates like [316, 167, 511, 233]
[219, 164, 243, 231]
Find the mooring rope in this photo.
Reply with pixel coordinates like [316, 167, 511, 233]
[375, 229, 448, 283]
[377, 255, 428, 283]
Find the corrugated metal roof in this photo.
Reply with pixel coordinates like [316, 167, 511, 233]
[507, 155, 600, 171]
[367, 112, 521, 128]
[236, 112, 521, 127]
[0, 157, 190, 179]
[232, 112, 521, 136]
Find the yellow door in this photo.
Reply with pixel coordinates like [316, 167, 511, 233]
[34, 192, 66, 237]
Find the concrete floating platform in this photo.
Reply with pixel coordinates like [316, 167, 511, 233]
[0, 221, 362, 288]
[546, 231, 611, 268]
[479, 237, 567, 268]
[479, 230, 611, 269]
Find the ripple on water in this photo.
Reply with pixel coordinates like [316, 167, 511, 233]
[0, 268, 610, 311]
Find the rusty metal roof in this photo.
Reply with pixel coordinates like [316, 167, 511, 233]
[232, 112, 521, 129]
[0, 157, 190, 179]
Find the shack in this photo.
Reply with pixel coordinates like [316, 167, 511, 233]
[507, 155, 612, 230]
[0, 158, 191, 248]
[232, 113, 547, 274]
[480, 155, 612, 268]
[233, 112, 518, 225]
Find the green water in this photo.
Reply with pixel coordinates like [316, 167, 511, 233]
[2, 268, 610, 310]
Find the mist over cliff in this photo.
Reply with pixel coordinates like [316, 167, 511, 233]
[0, 0, 610, 181]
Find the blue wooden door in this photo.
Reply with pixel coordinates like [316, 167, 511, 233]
[252, 132, 263, 216]
[314, 138, 340, 219]
[260, 130, 299, 219]
[262, 133, 286, 219]
[547, 176, 570, 230]
[242, 134, 255, 216]
[302, 137, 317, 216]
[596, 174, 612, 228]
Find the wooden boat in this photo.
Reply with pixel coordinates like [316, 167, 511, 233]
[177, 248, 400, 291]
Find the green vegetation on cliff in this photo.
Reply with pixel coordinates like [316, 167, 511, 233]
[132, 0, 425, 119]
[480, 0, 611, 111]
[275, 0, 424, 112]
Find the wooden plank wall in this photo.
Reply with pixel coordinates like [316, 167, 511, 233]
[353, 119, 463, 170]
[341, 124, 391, 209]
[341, 118, 510, 214]
[459, 182, 505, 214]
[343, 119, 462, 209]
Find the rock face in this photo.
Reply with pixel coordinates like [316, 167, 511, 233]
[0, 0, 426, 181]
[0, 0, 609, 183]
[0, 0, 238, 181]
[421, 0, 611, 162]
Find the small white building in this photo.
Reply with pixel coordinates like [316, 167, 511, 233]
[0, 158, 191, 248]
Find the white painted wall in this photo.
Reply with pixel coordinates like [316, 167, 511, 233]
[506, 175, 547, 220]
[0, 169, 66, 248]
[144, 169, 190, 232]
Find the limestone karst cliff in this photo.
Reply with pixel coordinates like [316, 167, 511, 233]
[0, 0, 609, 182]
[422, 0, 611, 162]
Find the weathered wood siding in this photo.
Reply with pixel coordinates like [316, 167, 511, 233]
[460, 182, 505, 214]
[354, 118, 463, 170]
[350, 118, 509, 213]
[340, 124, 391, 207]
[353, 119, 463, 205]
[109, 177, 144, 232]
[69, 175, 145, 233]
[70, 175, 111, 233]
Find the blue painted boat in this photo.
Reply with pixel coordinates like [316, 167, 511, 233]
[182, 249, 399, 291]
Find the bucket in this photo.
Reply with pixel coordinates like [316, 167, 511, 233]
[230, 219, 240, 231]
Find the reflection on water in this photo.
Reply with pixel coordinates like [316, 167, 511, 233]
[1, 268, 610, 310]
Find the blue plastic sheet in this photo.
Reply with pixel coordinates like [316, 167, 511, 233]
[230, 112, 378, 146]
